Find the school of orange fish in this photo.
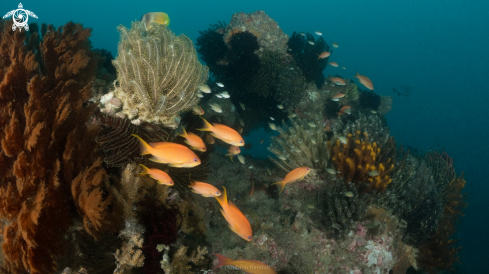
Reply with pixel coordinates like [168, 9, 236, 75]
[131, 20, 374, 273]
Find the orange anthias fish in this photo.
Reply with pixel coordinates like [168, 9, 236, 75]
[215, 186, 252, 241]
[189, 180, 221, 197]
[178, 127, 206, 152]
[273, 167, 311, 194]
[355, 72, 374, 90]
[318, 51, 331, 59]
[139, 164, 174, 186]
[198, 117, 245, 147]
[132, 134, 201, 168]
[329, 76, 346, 85]
[338, 105, 352, 116]
[329, 61, 339, 67]
[192, 105, 204, 115]
[206, 134, 215, 144]
[213, 253, 276, 274]
[331, 93, 345, 101]
[226, 145, 241, 161]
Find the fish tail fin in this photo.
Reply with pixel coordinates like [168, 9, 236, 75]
[132, 134, 152, 155]
[139, 164, 150, 175]
[215, 186, 228, 207]
[212, 253, 232, 269]
[197, 117, 213, 132]
[272, 181, 286, 194]
[177, 126, 188, 138]
[355, 71, 360, 78]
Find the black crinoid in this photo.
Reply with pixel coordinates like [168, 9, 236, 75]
[287, 32, 329, 87]
[196, 21, 228, 78]
[359, 90, 381, 111]
[95, 114, 170, 167]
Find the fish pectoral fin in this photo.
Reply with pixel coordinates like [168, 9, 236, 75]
[149, 157, 166, 163]
[210, 133, 218, 138]
[168, 163, 185, 167]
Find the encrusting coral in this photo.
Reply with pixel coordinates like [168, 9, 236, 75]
[0, 20, 110, 273]
[111, 21, 209, 128]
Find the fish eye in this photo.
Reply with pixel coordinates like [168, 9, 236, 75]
[247, 236, 251, 239]
[307, 168, 310, 170]
[240, 140, 243, 143]
[194, 158, 198, 162]
[216, 191, 220, 194]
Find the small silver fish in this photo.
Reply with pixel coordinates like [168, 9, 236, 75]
[209, 103, 222, 113]
[343, 191, 354, 198]
[239, 118, 244, 127]
[269, 123, 277, 130]
[315, 31, 322, 36]
[277, 154, 286, 161]
[371, 110, 377, 114]
[289, 67, 294, 70]
[338, 136, 347, 144]
[277, 104, 284, 109]
[342, 66, 346, 69]
[326, 168, 336, 175]
[196, 93, 204, 98]
[220, 92, 230, 98]
[216, 82, 224, 87]
[300, 32, 305, 36]
[308, 122, 316, 127]
[288, 113, 296, 118]
[270, 117, 275, 121]
[248, 165, 254, 169]
[239, 102, 245, 110]
[215, 94, 223, 98]
[198, 84, 211, 93]
[237, 154, 245, 164]
[368, 170, 380, 176]
[311, 139, 317, 144]
[267, 168, 272, 175]
[308, 41, 315, 45]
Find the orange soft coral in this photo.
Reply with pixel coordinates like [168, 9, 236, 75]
[329, 131, 395, 192]
[0, 20, 111, 273]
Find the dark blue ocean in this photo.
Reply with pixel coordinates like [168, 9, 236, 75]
[4, 0, 488, 272]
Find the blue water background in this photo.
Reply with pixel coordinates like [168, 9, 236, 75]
[5, 0, 488, 272]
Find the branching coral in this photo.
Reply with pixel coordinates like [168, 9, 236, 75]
[329, 130, 396, 193]
[112, 21, 209, 128]
[0, 20, 108, 273]
[268, 116, 330, 172]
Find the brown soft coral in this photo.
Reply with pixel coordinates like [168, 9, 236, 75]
[0, 20, 110, 273]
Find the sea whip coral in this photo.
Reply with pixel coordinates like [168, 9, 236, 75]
[0, 20, 110, 273]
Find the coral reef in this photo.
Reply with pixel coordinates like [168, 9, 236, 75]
[268, 116, 330, 172]
[111, 21, 209, 128]
[287, 32, 329, 84]
[329, 130, 396, 193]
[378, 95, 393, 115]
[114, 218, 145, 273]
[223, 11, 289, 57]
[0, 20, 110, 274]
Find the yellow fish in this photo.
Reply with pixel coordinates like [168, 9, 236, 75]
[213, 253, 276, 274]
[132, 134, 201, 167]
[273, 167, 311, 194]
[178, 127, 206, 152]
[140, 12, 170, 30]
[189, 179, 221, 197]
[198, 117, 245, 146]
[139, 164, 174, 186]
[215, 187, 253, 241]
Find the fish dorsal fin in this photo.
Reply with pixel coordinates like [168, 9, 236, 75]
[215, 186, 228, 208]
